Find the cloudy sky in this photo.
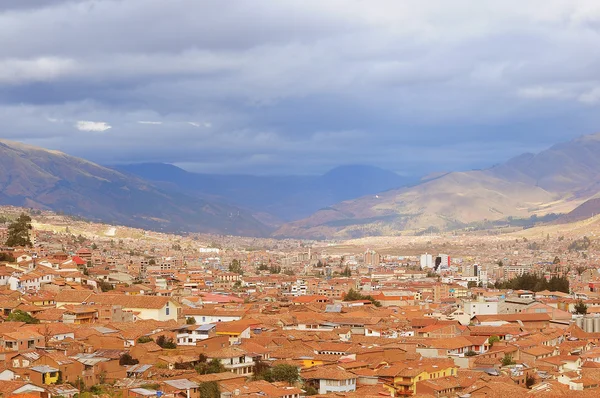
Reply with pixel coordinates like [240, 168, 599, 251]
[3, 0, 600, 175]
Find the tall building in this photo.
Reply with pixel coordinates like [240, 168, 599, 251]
[420, 253, 433, 268]
[364, 250, 381, 267]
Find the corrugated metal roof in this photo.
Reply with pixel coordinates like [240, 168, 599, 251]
[163, 379, 199, 389]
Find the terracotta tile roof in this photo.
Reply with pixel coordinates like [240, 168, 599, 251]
[302, 366, 357, 381]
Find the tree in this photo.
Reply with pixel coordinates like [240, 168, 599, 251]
[343, 288, 381, 307]
[257, 263, 269, 271]
[137, 336, 153, 344]
[198, 382, 220, 398]
[467, 281, 477, 289]
[501, 354, 516, 367]
[264, 364, 299, 384]
[5, 213, 32, 247]
[553, 256, 561, 264]
[229, 259, 243, 275]
[7, 310, 40, 324]
[574, 300, 588, 315]
[304, 385, 318, 396]
[526, 374, 536, 388]
[195, 359, 225, 375]
[186, 317, 197, 325]
[155, 335, 176, 349]
[148, 258, 156, 265]
[269, 265, 282, 274]
[464, 350, 477, 357]
[575, 266, 587, 276]
[488, 335, 500, 347]
[98, 281, 113, 292]
[0, 253, 15, 262]
[341, 266, 352, 277]
[119, 353, 139, 366]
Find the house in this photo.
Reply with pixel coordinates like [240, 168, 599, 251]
[177, 324, 216, 346]
[56, 293, 182, 321]
[215, 320, 253, 342]
[128, 388, 159, 398]
[25, 365, 60, 385]
[376, 359, 458, 396]
[206, 346, 256, 375]
[417, 336, 489, 358]
[0, 380, 48, 398]
[34, 351, 85, 384]
[302, 366, 357, 395]
[162, 379, 200, 398]
[471, 313, 551, 331]
[182, 307, 245, 325]
[0, 331, 44, 352]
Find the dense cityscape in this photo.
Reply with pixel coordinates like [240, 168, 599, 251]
[0, 207, 599, 397]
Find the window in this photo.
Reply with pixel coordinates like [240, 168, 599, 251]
[166, 307, 170, 316]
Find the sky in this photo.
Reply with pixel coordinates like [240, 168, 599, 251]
[2, 0, 600, 176]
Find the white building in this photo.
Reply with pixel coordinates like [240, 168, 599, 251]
[303, 367, 357, 395]
[176, 324, 216, 346]
[420, 254, 433, 268]
[463, 300, 498, 318]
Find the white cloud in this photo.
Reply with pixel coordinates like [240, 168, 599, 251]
[188, 122, 200, 127]
[517, 86, 567, 100]
[0, 57, 76, 84]
[138, 121, 162, 125]
[204, 122, 212, 128]
[579, 87, 600, 104]
[75, 121, 112, 132]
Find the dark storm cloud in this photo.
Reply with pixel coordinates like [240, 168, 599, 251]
[2, 0, 600, 175]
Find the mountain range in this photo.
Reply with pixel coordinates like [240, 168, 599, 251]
[273, 133, 600, 239]
[114, 163, 413, 225]
[0, 140, 269, 236]
[3, 133, 600, 239]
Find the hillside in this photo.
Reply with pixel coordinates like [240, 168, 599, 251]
[114, 163, 412, 223]
[274, 133, 600, 239]
[0, 140, 269, 236]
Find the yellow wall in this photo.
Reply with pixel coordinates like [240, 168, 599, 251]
[43, 371, 60, 385]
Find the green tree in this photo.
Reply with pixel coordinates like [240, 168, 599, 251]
[186, 317, 197, 325]
[195, 359, 226, 375]
[119, 353, 139, 366]
[467, 281, 477, 289]
[574, 300, 588, 315]
[7, 310, 40, 324]
[341, 266, 352, 277]
[269, 265, 282, 274]
[98, 281, 113, 292]
[137, 336, 153, 344]
[5, 213, 32, 247]
[229, 259, 243, 275]
[257, 263, 269, 271]
[155, 335, 176, 349]
[198, 382, 220, 398]
[264, 364, 299, 384]
[0, 253, 15, 262]
[304, 385, 318, 396]
[501, 354, 516, 367]
[464, 350, 477, 357]
[526, 374, 536, 388]
[343, 288, 381, 307]
[488, 335, 500, 347]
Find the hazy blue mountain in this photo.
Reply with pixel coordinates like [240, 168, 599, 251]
[114, 163, 413, 223]
[274, 132, 600, 239]
[0, 140, 270, 236]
